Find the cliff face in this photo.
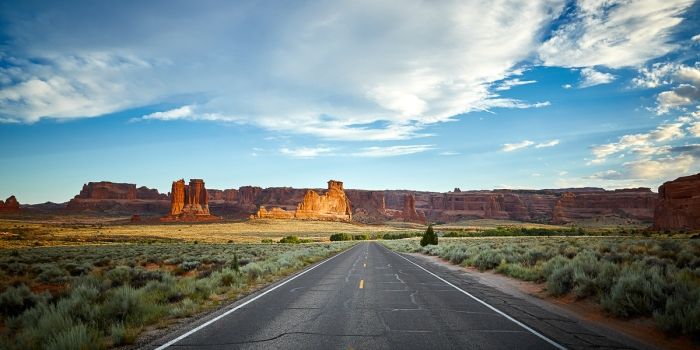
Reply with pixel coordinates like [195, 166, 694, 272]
[162, 179, 219, 221]
[0, 195, 20, 213]
[654, 173, 700, 231]
[58, 180, 659, 224]
[552, 189, 656, 224]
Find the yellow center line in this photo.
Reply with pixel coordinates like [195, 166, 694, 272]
[359, 279, 364, 289]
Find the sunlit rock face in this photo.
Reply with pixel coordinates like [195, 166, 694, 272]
[255, 180, 352, 222]
[654, 173, 700, 231]
[162, 179, 220, 222]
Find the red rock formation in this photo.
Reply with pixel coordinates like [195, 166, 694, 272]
[0, 195, 20, 213]
[255, 206, 295, 219]
[137, 186, 168, 200]
[552, 189, 656, 224]
[67, 182, 169, 215]
[255, 180, 352, 221]
[294, 180, 352, 221]
[401, 194, 426, 224]
[162, 179, 219, 222]
[75, 182, 137, 200]
[169, 179, 186, 216]
[654, 173, 700, 231]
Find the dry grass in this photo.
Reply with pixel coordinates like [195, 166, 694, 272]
[0, 219, 413, 248]
[435, 219, 571, 231]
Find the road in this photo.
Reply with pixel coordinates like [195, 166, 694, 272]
[152, 242, 630, 350]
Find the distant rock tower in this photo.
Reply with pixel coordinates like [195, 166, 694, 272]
[162, 179, 219, 221]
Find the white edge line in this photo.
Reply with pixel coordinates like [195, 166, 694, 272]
[155, 244, 358, 349]
[387, 247, 567, 350]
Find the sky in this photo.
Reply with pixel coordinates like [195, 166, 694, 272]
[1, 0, 700, 204]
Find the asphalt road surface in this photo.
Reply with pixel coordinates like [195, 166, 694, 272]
[152, 242, 631, 350]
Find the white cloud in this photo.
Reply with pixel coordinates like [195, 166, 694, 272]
[579, 68, 615, 88]
[590, 119, 688, 164]
[0, 1, 566, 140]
[648, 64, 700, 114]
[135, 105, 242, 123]
[633, 62, 680, 88]
[562, 84, 573, 89]
[140, 105, 194, 121]
[502, 139, 560, 152]
[351, 144, 434, 158]
[693, 34, 700, 42]
[538, 0, 694, 68]
[690, 121, 700, 137]
[494, 78, 537, 91]
[535, 139, 560, 148]
[624, 154, 695, 180]
[279, 146, 336, 158]
[502, 140, 535, 152]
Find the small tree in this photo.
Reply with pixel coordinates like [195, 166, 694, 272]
[420, 224, 438, 246]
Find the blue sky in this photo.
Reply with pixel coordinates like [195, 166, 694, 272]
[1, 0, 700, 203]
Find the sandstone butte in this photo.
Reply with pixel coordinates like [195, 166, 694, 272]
[0, 195, 20, 213]
[255, 180, 353, 221]
[653, 173, 700, 231]
[161, 179, 220, 222]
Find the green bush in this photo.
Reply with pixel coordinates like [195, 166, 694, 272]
[353, 234, 370, 241]
[420, 225, 438, 247]
[330, 233, 353, 241]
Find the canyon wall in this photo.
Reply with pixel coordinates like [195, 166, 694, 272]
[653, 173, 700, 231]
[56, 180, 660, 224]
[0, 195, 20, 213]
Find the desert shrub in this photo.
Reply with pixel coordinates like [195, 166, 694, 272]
[0, 285, 41, 317]
[101, 286, 143, 323]
[330, 233, 353, 241]
[279, 236, 300, 244]
[473, 250, 503, 271]
[547, 263, 574, 296]
[495, 262, 542, 281]
[111, 322, 140, 346]
[62, 262, 92, 277]
[382, 232, 420, 240]
[45, 324, 98, 350]
[242, 262, 264, 281]
[142, 276, 180, 303]
[353, 234, 370, 241]
[169, 298, 197, 318]
[105, 266, 132, 286]
[601, 265, 666, 318]
[178, 260, 201, 272]
[36, 264, 69, 284]
[653, 273, 700, 336]
[260, 239, 274, 243]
